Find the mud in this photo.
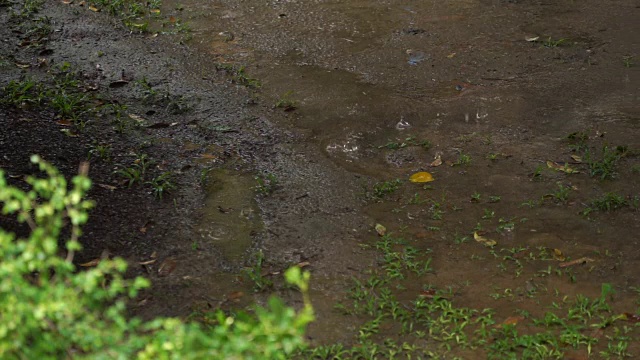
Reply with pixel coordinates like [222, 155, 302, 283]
[2, 0, 640, 357]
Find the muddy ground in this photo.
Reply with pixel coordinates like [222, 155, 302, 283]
[2, 0, 640, 358]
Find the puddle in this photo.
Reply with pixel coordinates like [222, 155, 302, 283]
[197, 169, 261, 264]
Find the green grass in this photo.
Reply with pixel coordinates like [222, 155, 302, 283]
[274, 90, 298, 111]
[254, 173, 278, 196]
[371, 179, 402, 199]
[146, 171, 175, 199]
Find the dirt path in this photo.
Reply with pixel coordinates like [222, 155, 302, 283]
[3, 0, 640, 358]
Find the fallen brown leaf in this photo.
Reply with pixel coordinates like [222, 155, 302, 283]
[559, 257, 595, 268]
[158, 258, 177, 277]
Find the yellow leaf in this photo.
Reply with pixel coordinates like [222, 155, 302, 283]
[546, 160, 579, 174]
[553, 248, 566, 261]
[80, 258, 101, 267]
[473, 231, 496, 247]
[89, 5, 99, 12]
[150, 9, 161, 14]
[375, 223, 386, 236]
[409, 172, 434, 183]
[570, 154, 582, 163]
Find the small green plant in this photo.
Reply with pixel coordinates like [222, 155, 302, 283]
[117, 154, 152, 187]
[87, 143, 112, 162]
[372, 179, 402, 199]
[585, 145, 624, 180]
[454, 151, 472, 166]
[244, 250, 273, 292]
[217, 65, 261, 88]
[482, 208, 495, 219]
[588, 192, 628, 212]
[1, 78, 45, 107]
[146, 172, 175, 199]
[622, 56, 635, 68]
[543, 36, 567, 48]
[531, 164, 545, 180]
[254, 173, 278, 195]
[275, 90, 298, 111]
[549, 183, 571, 204]
[471, 191, 481, 202]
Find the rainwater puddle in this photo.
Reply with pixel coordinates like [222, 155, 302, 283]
[197, 169, 261, 264]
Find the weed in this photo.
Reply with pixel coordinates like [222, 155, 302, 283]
[548, 183, 571, 204]
[146, 172, 175, 199]
[11, 0, 44, 18]
[470, 191, 481, 202]
[531, 164, 545, 181]
[87, 143, 112, 162]
[622, 56, 635, 68]
[407, 193, 425, 205]
[585, 145, 624, 180]
[243, 250, 273, 292]
[588, 192, 628, 212]
[135, 76, 158, 101]
[1, 78, 45, 108]
[454, 151, 472, 166]
[234, 67, 260, 87]
[372, 179, 402, 199]
[274, 90, 298, 111]
[116, 154, 152, 187]
[543, 37, 567, 48]
[254, 173, 278, 196]
[117, 167, 143, 187]
[488, 195, 501, 203]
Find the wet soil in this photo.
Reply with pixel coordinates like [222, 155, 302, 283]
[2, 0, 640, 358]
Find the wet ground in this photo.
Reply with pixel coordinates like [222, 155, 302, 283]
[2, 0, 640, 358]
[175, 0, 640, 348]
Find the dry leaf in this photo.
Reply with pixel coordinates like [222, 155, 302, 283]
[409, 171, 434, 183]
[158, 258, 177, 277]
[570, 155, 582, 163]
[128, 113, 145, 123]
[553, 248, 566, 261]
[138, 259, 156, 265]
[89, 5, 99, 11]
[60, 129, 79, 137]
[473, 231, 497, 247]
[56, 119, 72, 126]
[623, 313, 640, 323]
[375, 223, 387, 236]
[227, 291, 244, 301]
[430, 156, 442, 167]
[559, 257, 595, 268]
[150, 9, 161, 14]
[525, 35, 539, 42]
[447, 52, 456, 58]
[140, 221, 152, 234]
[97, 183, 117, 191]
[546, 160, 579, 174]
[169, 16, 176, 23]
[496, 316, 525, 328]
[80, 258, 101, 267]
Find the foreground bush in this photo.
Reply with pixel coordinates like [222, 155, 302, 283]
[0, 156, 313, 359]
